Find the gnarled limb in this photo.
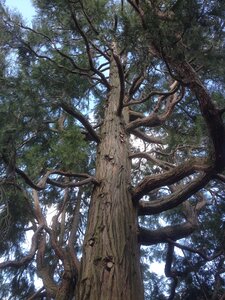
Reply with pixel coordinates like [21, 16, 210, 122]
[138, 173, 210, 215]
[138, 222, 197, 245]
[132, 159, 211, 202]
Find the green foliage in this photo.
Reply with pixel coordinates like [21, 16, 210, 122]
[0, 0, 224, 299]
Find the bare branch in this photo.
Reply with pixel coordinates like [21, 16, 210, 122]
[214, 173, 225, 184]
[127, 72, 145, 101]
[126, 86, 183, 132]
[16, 167, 98, 190]
[46, 176, 98, 188]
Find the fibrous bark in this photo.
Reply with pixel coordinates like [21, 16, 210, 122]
[76, 54, 143, 300]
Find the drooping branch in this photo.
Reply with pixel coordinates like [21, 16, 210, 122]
[0, 225, 44, 269]
[59, 101, 100, 143]
[20, 24, 91, 73]
[132, 159, 211, 203]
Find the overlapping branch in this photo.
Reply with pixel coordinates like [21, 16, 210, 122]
[132, 159, 211, 203]
[59, 100, 100, 143]
[138, 173, 210, 215]
[68, 3, 110, 89]
[126, 85, 184, 132]
[16, 167, 99, 191]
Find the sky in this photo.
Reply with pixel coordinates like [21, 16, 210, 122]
[5, 0, 35, 23]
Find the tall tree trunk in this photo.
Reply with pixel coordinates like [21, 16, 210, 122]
[76, 56, 144, 300]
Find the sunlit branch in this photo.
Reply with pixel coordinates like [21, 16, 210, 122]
[60, 101, 100, 143]
[0, 225, 44, 269]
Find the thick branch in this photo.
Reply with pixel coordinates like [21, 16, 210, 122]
[133, 159, 211, 202]
[126, 86, 184, 132]
[138, 221, 197, 245]
[138, 173, 210, 215]
[111, 45, 125, 116]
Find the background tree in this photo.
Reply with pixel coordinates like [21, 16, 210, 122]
[0, 0, 225, 299]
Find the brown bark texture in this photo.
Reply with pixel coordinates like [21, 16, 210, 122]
[76, 57, 144, 300]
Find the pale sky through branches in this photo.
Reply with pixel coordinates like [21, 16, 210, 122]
[5, 0, 35, 23]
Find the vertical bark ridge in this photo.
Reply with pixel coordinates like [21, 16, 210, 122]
[76, 55, 143, 300]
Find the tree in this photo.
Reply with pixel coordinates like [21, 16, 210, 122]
[0, 0, 225, 299]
